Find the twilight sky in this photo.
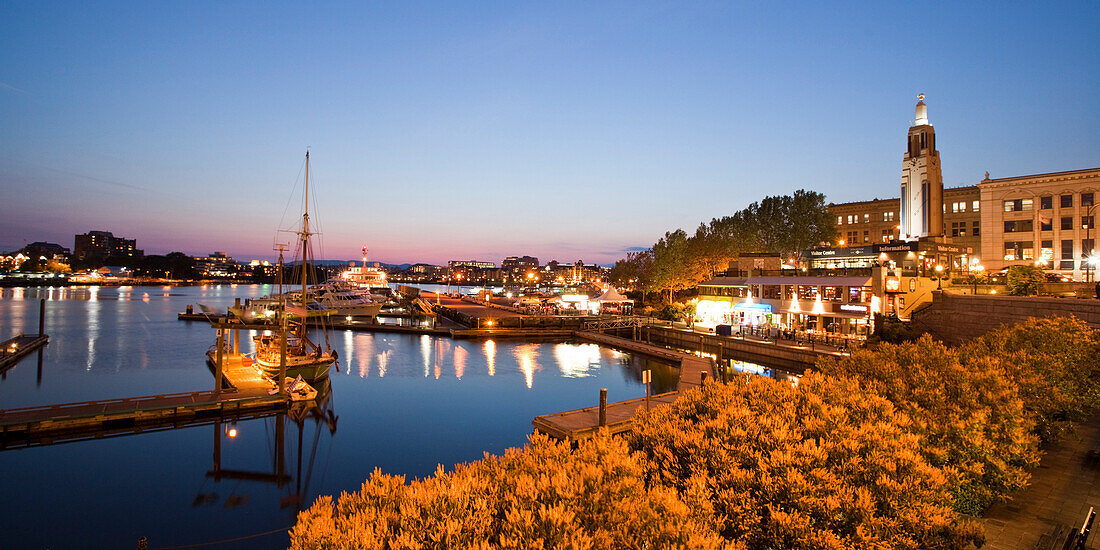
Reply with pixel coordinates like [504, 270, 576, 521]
[1, 2, 1097, 266]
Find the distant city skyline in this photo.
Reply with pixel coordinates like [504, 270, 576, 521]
[1, 2, 1097, 265]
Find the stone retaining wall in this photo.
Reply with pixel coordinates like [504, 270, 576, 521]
[910, 292, 1100, 345]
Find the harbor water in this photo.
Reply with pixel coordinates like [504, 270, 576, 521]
[0, 284, 684, 549]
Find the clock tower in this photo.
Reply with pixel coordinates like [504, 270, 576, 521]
[900, 94, 944, 240]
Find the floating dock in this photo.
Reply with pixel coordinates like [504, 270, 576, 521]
[0, 334, 49, 372]
[1, 325, 287, 450]
[0, 390, 286, 450]
[532, 331, 715, 441]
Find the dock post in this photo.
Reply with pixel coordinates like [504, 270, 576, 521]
[599, 388, 607, 427]
[215, 329, 224, 396]
[232, 299, 241, 354]
[701, 371, 709, 385]
[38, 298, 45, 336]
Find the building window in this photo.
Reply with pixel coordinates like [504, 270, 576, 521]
[1003, 198, 1033, 212]
[973, 200, 980, 212]
[837, 215, 843, 225]
[1040, 196, 1053, 209]
[1004, 220, 1033, 233]
[951, 222, 967, 237]
[1062, 240, 1074, 259]
[881, 229, 891, 242]
[1060, 260, 1075, 270]
[863, 213, 870, 223]
[1083, 216, 1095, 229]
[973, 221, 980, 236]
[882, 211, 895, 222]
[1084, 193, 1095, 207]
[1040, 240, 1054, 263]
[1061, 194, 1073, 208]
[1062, 217, 1074, 231]
[1040, 217, 1052, 231]
[847, 215, 854, 224]
[1003, 241, 1034, 261]
[952, 201, 965, 213]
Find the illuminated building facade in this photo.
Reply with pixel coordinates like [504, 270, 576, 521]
[73, 230, 142, 259]
[901, 94, 943, 240]
[979, 168, 1100, 277]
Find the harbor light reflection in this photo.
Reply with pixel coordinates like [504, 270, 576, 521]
[484, 339, 496, 377]
[514, 344, 539, 389]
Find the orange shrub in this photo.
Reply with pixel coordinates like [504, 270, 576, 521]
[290, 432, 729, 549]
[629, 374, 984, 549]
[818, 335, 1040, 514]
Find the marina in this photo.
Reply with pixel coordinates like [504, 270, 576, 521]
[0, 284, 702, 548]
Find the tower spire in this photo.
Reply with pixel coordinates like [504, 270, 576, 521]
[915, 93, 928, 126]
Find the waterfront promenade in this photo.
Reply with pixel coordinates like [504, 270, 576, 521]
[982, 418, 1100, 549]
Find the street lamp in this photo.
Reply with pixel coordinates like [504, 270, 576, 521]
[933, 264, 945, 290]
[1084, 203, 1097, 283]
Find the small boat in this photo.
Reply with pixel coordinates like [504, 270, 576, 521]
[284, 375, 318, 402]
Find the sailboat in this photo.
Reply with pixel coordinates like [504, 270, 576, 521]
[211, 151, 338, 381]
[259, 151, 337, 380]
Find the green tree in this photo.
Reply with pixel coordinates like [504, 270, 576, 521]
[1005, 264, 1044, 295]
[17, 257, 44, 272]
[45, 260, 72, 274]
[817, 336, 1040, 514]
[708, 190, 836, 261]
[962, 316, 1100, 443]
[630, 374, 984, 549]
[609, 250, 655, 304]
[651, 230, 694, 304]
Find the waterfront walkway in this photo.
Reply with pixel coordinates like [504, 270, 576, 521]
[982, 418, 1100, 549]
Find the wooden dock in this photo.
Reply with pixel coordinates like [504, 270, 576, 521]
[533, 392, 680, 439]
[0, 390, 286, 450]
[0, 334, 49, 372]
[532, 331, 715, 441]
[1, 326, 287, 450]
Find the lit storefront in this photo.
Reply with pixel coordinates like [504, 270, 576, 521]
[697, 276, 877, 335]
[804, 240, 970, 276]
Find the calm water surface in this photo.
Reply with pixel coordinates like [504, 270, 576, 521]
[0, 285, 677, 549]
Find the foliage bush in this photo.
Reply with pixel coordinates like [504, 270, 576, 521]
[868, 316, 926, 344]
[962, 316, 1100, 443]
[291, 316, 1100, 548]
[1005, 264, 1044, 295]
[629, 373, 984, 549]
[817, 336, 1040, 514]
[290, 432, 727, 549]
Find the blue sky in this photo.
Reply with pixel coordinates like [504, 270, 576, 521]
[1, 2, 1097, 265]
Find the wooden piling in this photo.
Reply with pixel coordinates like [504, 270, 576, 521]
[214, 329, 224, 396]
[38, 299, 45, 336]
[598, 389, 607, 427]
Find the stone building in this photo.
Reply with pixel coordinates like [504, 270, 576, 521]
[978, 167, 1100, 278]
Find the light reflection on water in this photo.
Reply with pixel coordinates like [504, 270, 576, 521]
[485, 339, 496, 376]
[0, 284, 702, 549]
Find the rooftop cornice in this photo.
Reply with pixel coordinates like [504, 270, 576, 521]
[979, 167, 1100, 189]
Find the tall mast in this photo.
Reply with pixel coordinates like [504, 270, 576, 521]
[301, 151, 310, 308]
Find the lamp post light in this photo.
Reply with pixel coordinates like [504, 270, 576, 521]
[1084, 203, 1097, 283]
[934, 264, 944, 291]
